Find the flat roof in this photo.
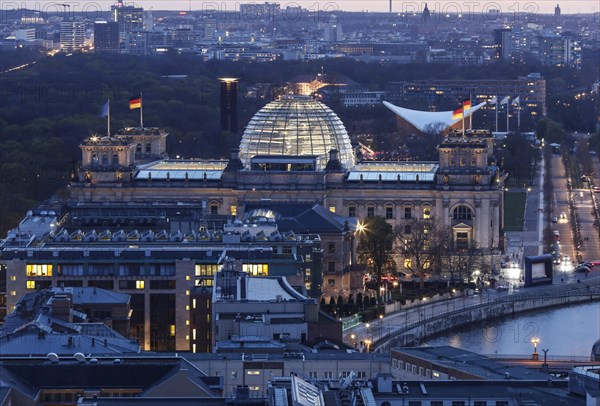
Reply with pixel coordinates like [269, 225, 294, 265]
[348, 162, 438, 182]
[135, 160, 227, 181]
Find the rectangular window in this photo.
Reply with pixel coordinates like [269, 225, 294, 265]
[433, 371, 440, 378]
[210, 205, 218, 215]
[192, 343, 196, 353]
[26, 264, 53, 276]
[474, 402, 487, 406]
[323, 372, 333, 379]
[452, 402, 466, 406]
[192, 299, 197, 309]
[26, 280, 35, 290]
[408, 402, 422, 406]
[10, 275, 16, 281]
[329, 206, 336, 213]
[328, 262, 336, 272]
[246, 370, 261, 375]
[431, 402, 443, 406]
[404, 258, 412, 269]
[195, 264, 220, 277]
[230, 205, 237, 216]
[386, 207, 394, 219]
[367, 206, 375, 217]
[169, 324, 175, 337]
[404, 207, 412, 219]
[348, 206, 356, 217]
[328, 243, 335, 253]
[135, 280, 145, 289]
[423, 208, 431, 219]
[328, 279, 335, 286]
[242, 264, 269, 276]
[309, 371, 317, 379]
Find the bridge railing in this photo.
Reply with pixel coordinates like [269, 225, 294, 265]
[373, 284, 600, 351]
[485, 354, 596, 362]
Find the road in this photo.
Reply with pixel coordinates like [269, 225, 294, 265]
[550, 155, 577, 276]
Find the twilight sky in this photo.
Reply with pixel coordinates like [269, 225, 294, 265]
[13, 0, 600, 15]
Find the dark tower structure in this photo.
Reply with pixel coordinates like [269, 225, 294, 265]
[554, 4, 561, 16]
[422, 3, 431, 22]
[219, 78, 239, 134]
[94, 21, 119, 53]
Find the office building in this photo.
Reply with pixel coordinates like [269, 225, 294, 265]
[60, 21, 85, 52]
[94, 21, 119, 53]
[111, 0, 144, 33]
[219, 78, 239, 133]
[493, 28, 512, 60]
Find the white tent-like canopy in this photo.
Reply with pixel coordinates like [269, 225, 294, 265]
[383, 100, 487, 132]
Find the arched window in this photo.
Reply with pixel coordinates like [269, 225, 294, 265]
[136, 143, 142, 152]
[101, 155, 109, 166]
[453, 205, 472, 221]
[145, 143, 151, 153]
[112, 154, 119, 166]
[91, 153, 99, 166]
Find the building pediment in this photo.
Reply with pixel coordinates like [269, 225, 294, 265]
[452, 222, 472, 230]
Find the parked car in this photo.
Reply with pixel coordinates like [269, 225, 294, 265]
[575, 265, 590, 273]
[560, 212, 567, 219]
[552, 216, 558, 223]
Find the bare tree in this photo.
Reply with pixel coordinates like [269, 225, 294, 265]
[357, 216, 395, 298]
[394, 217, 451, 289]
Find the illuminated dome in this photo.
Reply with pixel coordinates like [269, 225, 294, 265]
[239, 97, 354, 170]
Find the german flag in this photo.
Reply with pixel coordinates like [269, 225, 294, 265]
[452, 107, 463, 120]
[129, 96, 141, 110]
[462, 99, 471, 110]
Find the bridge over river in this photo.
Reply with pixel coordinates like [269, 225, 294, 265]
[344, 277, 600, 354]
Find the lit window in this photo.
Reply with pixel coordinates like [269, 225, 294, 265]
[136, 280, 145, 289]
[186, 275, 190, 281]
[242, 264, 269, 276]
[186, 335, 189, 340]
[10, 291, 16, 296]
[186, 290, 190, 295]
[329, 206, 336, 213]
[10, 275, 16, 281]
[423, 208, 431, 219]
[193, 299, 197, 309]
[195, 264, 220, 277]
[230, 205, 237, 216]
[169, 324, 176, 337]
[192, 343, 196, 353]
[249, 386, 260, 391]
[404, 258, 412, 269]
[193, 329, 197, 340]
[247, 370, 261, 375]
[186, 305, 190, 310]
[26, 280, 35, 290]
[433, 371, 440, 378]
[186, 320, 190, 326]
[26, 264, 53, 276]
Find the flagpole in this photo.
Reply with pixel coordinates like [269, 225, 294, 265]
[495, 95, 498, 134]
[140, 92, 144, 128]
[506, 96, 510, 133]
[469, 94, 472, 130]
[107, 99, 111, 136]
[517, 99, 521, 132]
[462, 100, 465, 138]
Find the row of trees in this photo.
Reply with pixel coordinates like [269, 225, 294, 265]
[356, 216, 489, 293]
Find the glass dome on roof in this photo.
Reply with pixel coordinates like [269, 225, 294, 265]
[239, 97, 354, 170]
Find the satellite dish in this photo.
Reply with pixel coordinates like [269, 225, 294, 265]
[74, 353, 86, 363]
[47, 353, 59, 363]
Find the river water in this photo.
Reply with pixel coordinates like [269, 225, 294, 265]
[424, 302, 600, 357]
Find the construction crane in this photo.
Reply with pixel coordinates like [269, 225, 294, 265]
[60, 3, 71, 20]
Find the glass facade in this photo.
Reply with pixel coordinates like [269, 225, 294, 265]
[239, 97, 354, 170]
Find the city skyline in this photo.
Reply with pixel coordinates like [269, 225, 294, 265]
[10, 0, 600, 15]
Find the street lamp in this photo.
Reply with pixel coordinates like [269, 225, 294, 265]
[531, 337, 540, 360]
[379, 314, 384, 340]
